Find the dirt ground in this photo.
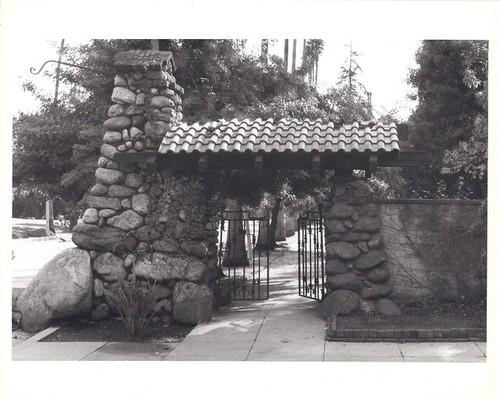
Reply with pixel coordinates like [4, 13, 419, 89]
[41, 317, 193, 343]
[338, 306, 486, 330]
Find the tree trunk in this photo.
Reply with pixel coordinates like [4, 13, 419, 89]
[275, 210, 287, 242]
[284, 40, 289, 71]
[302, 39, 307, 69]
[292, 39, 297, 74]
[69, 216, 78, 231]
[222, 203, 249, 266]
[315, 58, 319, 86]
[261, 39, 269, 64]
[267, 197, 282, 248]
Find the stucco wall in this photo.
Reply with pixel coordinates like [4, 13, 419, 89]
[376, 199, 486, 302]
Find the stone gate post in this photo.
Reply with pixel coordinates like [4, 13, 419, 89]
[72, 50, 219, 325]
[320, 176, 401, 318]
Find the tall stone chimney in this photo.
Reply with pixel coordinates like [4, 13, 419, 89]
[72, 50, 218, 325]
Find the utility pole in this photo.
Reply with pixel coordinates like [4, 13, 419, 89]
[53, 39, 65, 105]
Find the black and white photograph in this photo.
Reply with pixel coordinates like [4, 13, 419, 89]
[1, 1, 498, 399]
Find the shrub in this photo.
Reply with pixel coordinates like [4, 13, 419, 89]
[108, 274, 164, 341]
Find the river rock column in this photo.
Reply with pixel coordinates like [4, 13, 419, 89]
[72, 50, 217, 325]
[319, 176, 401, 318]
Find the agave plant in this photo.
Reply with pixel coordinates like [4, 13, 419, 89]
[110, 273, 164, 341]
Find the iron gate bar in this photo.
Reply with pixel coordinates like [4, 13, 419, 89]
[297, 206, 325, 300]
[217, 209, 270, 302]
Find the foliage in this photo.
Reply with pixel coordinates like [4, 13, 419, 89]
[108, 274, 163, 342]
[405, 40, 487, 199]
[297, 39, 325, 86]
[12, 40, 151, 219]
[320, 85, 373, 122]
[170, 40, 326, 123]
[12, 104, 94, 219]
[15, 38, 378, 224]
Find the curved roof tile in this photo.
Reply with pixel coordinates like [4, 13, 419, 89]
[158, 118, 400, 154]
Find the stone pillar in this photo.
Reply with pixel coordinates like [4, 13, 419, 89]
[319, 176, 401, 318]
[71, 50, 218, 325]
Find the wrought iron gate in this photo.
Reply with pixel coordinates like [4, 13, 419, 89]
[218, 209, 270, 301]
[297, 207, 325, 300]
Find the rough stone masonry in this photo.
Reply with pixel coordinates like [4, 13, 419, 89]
[15, 51, 220, 332]
[319, 176, 401, 318]
[14, 50, 401, 332]
[71, 50, 220, 326]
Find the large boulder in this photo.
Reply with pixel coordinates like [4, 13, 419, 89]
[95, 168, 125, 185]
[131, 194, 150, 215]
[180, 240, 209, 258]
[111, 87, 136, 104]
[72, 224, 137, 252]
[325, 219, 347, 233]
[353, 250, 387, 271]
[365, 267, 391, 284]
[86, 195, 122, 211]
[133, 253, 207, 283]
[329, 203, 353, 218]
[151, 96, 175, 109]
[360, 284, 393, 300]
[15, 248, 92, 332]
[153, 238, 180, 253]
[325, 259, 347, 275]
[103, 116, 132, 130]
[172, 281, 213, 325]
[108, 185, 137, 198]
[326, 241, 360, 260]
[319, 289, 359, 318]
[326, 273, 363, 292]
[82, 208, 99, 224]
[107, 210, 144, 231]
[92, 252, 127, 282]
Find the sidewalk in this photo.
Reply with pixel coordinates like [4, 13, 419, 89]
[12, 294, 487, 362]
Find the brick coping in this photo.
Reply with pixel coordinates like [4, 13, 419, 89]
[326, 317, 486, 343]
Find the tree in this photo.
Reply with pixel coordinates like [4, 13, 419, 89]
[13, 40, 150, 222]
[14, 38, 374, 237]
[299, 40, 324, 86]
[404, 40, 487, 199]
[319, 42, 373, 122]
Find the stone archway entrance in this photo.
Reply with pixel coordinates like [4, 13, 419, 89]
[71, 49, 428, 325]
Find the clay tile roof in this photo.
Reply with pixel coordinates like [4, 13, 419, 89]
[114, 50, 176, 72]
[158, 118, 400, 155]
